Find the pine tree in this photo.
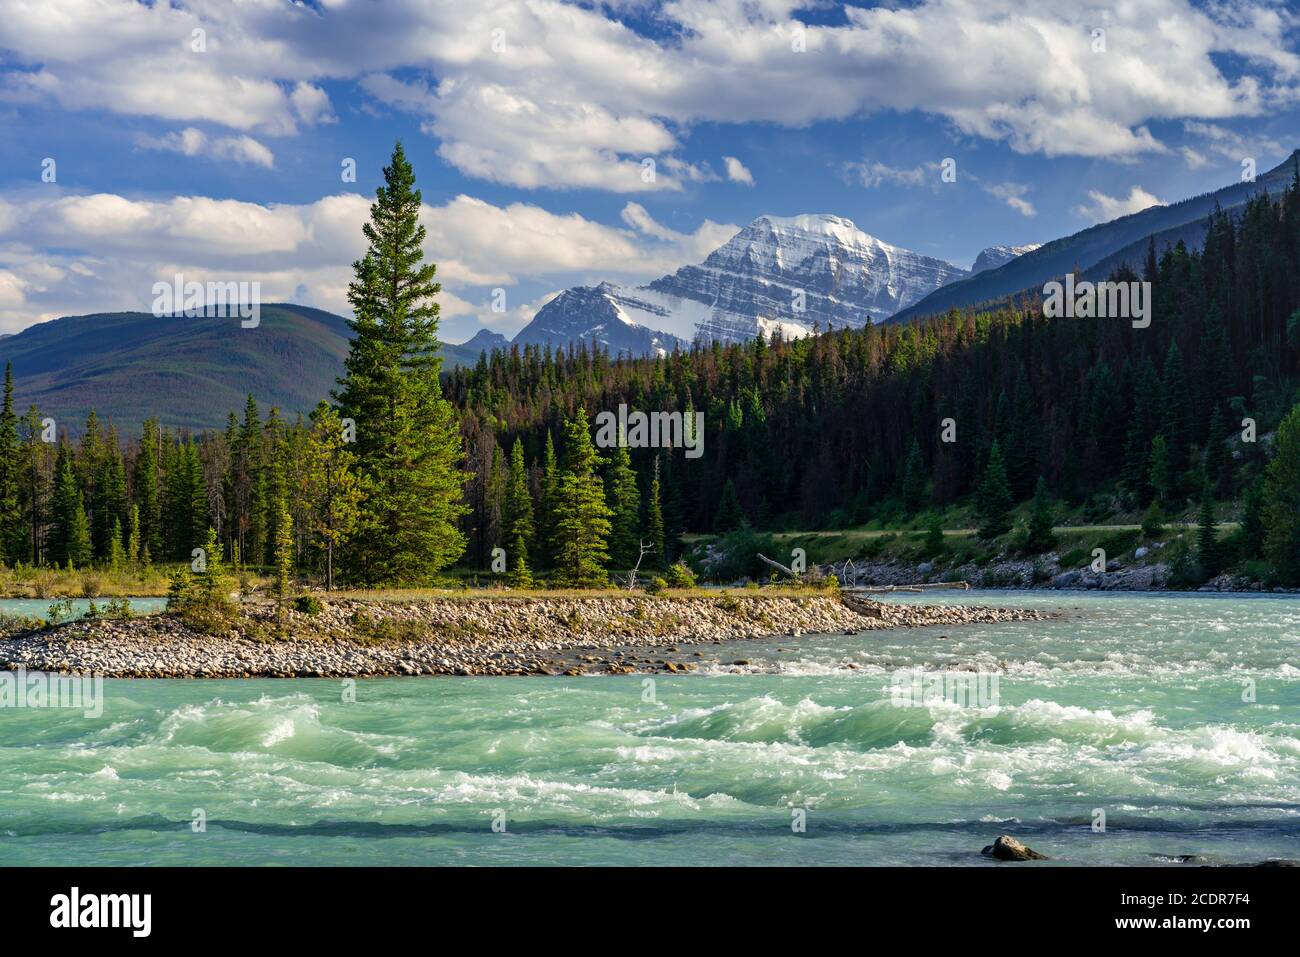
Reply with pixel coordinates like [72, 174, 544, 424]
[274, 493, 294, 602]
[923, 510, 945, 557]
[50, 445, 82, 567]
[133, 420, 162, 563]
[976, 440, 1013, 540]
[126, 503, 141, 567]
[646, 456, 666, 568]
[0, 363, 21, 565]
[538, 430, 558, 568]
[108, 517, 125, 572]
[502, 438, 535, 554]
[1148, 434, 1173, 508]
[506, 533, 534, 588]
[1024, 476, 1057, 554]
[303, 402, 362, 590]
[66, 491, 92, 568]
[333, 142, 468, 585]
[550, 408, 611, 588]
[1263, 405, 1300, 584]
[1196, 476, 1223, 579]
[713, 478, 745, 532]
[605, 441, 640, 568]
[899, 437, 926, 515]
[1238, 475, 1265, 559]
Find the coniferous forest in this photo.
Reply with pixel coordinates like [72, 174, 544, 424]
[3, 147, 1300, 591]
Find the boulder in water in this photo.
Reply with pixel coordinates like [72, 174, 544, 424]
[982, 835, 1048, 861]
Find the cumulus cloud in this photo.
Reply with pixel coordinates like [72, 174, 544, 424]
[0, 188, 739, 334]
[136, 128, 276, 168]
[983, 181, 1036, 217]
[723, 156, 755, 185]
[1073, 186, 1166, 223]
[1, 0, 1296, 191]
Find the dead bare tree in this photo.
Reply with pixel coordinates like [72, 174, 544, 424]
[625, 540, 656, 590]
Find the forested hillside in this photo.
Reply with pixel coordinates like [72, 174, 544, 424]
[3, 154, 1300, 591]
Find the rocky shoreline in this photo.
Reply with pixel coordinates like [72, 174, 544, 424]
[823, 556, 1300, 593]
[0, 592, 1051, 678]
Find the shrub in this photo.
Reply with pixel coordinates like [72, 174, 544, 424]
[1059, 547, 1090, 569]
[105, 597, 133, 620]
[645, 577, 668, 594]
[664, 562, 697, 589]
[46, 597, 75, 626]
[294, 595, 324, 615]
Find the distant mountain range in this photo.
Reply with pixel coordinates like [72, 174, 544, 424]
[514, 213, 980, 351]
[890, 150, 1300, 323]
[0, 305, 505, 432]
[4, 151, 1291, 430]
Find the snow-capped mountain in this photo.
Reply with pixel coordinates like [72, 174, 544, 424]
[512, 282, 687, 355]
[512, 214, 970, 352]
[970, 243, 1042, 274]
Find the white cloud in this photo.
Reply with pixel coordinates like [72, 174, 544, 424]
[1183, 120, 1283, 164]
[1, 0, 1296, 191]
[983, 181, 1036, 217]
[846, 160, 937, 189]
[723, 156, 755, 185]
[1073, 186, 1166, 223]
[136, 128, 276, 168]
[0, 188, 739, 334]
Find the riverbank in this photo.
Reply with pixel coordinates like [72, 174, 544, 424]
[819, 556, 1300, 593]
[0, 592, 1050, 677]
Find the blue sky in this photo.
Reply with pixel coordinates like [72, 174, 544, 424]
[1, 0, 1298, 342]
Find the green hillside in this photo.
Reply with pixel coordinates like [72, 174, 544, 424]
[0, 304, 498, 433]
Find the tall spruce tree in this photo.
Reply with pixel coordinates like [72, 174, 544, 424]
[1263, 405, 1300, 584]
[0, 363, 21, 565]
[646, 456, 666, 567]
[502, 438, 535, 577]
[550, 408, 611, 587]
[334, 142, 468, 584]
[976, 440, 1013, 540]
[605, 440, 641, 568]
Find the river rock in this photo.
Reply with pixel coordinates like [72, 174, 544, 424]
[981, 835, 1048, 861]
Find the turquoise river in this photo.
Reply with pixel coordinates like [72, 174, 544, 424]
[1, 592, 1297, 866]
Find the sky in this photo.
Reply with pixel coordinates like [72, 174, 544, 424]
[0, 0, 1298, 343]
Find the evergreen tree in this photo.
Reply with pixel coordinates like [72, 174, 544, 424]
[303, 403, 363, 590]
[1196, 476, 1223, 579]
[923, 510, 945, 558]
[1238, 475, 1265, 559]
[502, 438, 534, 552]
[605, 441, 641, 568]
[133, 420, 162, 562]
[0, 363, 21, 565]
[550, 408, 611, 588]
[333, 142, 468, 584]
[1148, 435, 1173, 508]
[976, 440, 1013, 540]
[899, 437, 926, 515]
[645, 456, 666, 567]
[1263, 405, 1300, 584]
[506, 533, 534, 588]
[126, 503, 141, 567]
[713, 478, 745, 532]
[1024, 476, 1057, 554]
[50, 446, 81, 567]
[538, 429, 559, 568]
[108, 517, 125, 572]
